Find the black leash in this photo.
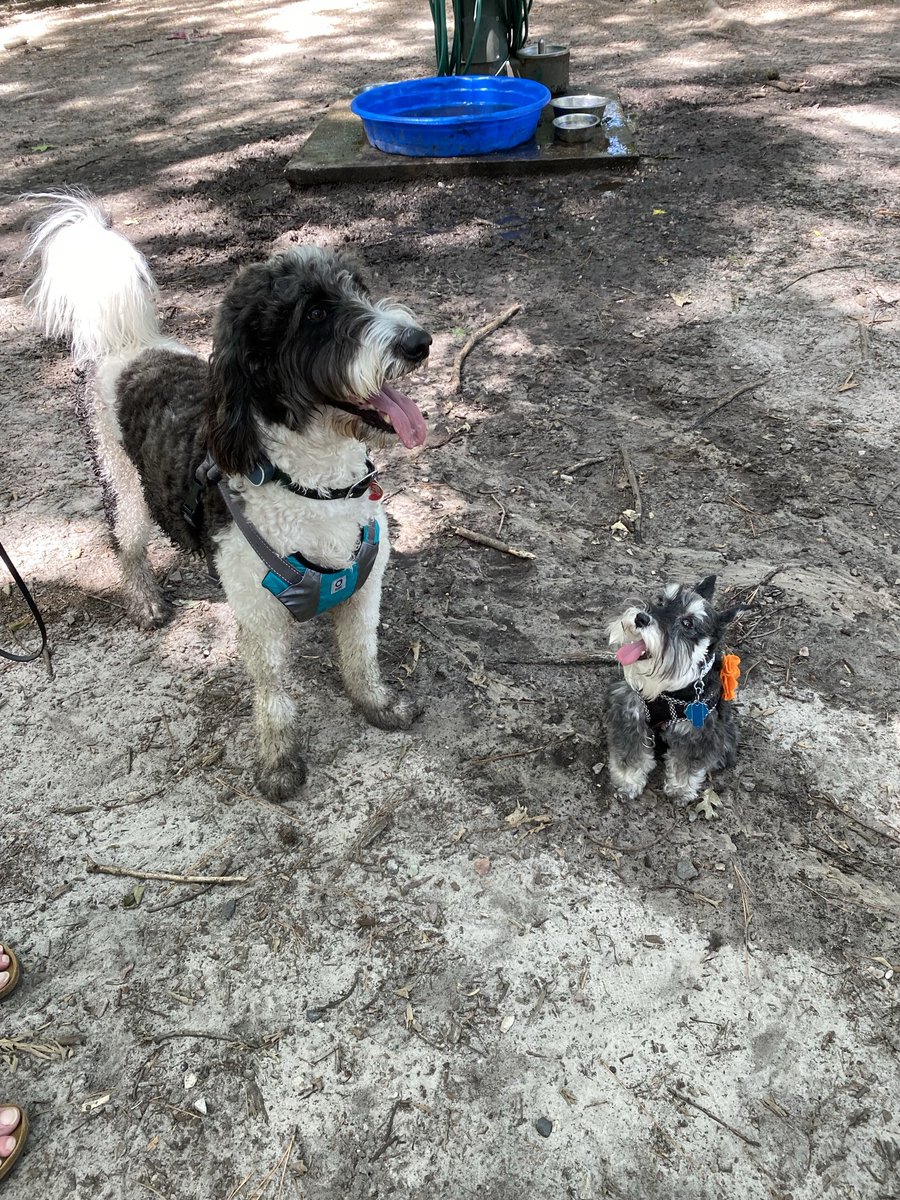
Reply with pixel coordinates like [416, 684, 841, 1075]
[0, 540, 50, 666]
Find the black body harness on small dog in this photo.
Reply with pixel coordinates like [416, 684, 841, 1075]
[183, 453, 382, 623]
[639, 655, 722, 732]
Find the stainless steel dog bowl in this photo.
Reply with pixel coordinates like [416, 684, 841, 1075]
[552, 93, 610, 120]
[515, 41, 570, 96]
[552, 113, 600, 144]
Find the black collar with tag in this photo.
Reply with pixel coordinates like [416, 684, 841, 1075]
[246, 456, 381, 501]
[183, 454, 381, 534]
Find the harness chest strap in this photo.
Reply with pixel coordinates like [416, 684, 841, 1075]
[639, 655, 721, 730]
[193, 455, 380, 622]
[261, 520, 380, 621]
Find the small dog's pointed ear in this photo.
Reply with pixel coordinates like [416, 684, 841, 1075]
[696, 575, 717, 600]
[717, 602, 747, 627]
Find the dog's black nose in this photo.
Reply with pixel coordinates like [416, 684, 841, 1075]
[634, 611, 651, 628]
[399, 327, 432, 362]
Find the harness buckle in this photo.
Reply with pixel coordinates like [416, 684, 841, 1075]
[247, 459, 275, 487]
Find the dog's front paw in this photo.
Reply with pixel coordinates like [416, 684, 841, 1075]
[617, 782, 648, 801]
[359, 692, 424, 732]
[609, 761, 650, 801]
[663, 780, 702, 807]
[663, 764, 707, 807]
[258, 755, 308, 802]
[128, 594, 170, 631]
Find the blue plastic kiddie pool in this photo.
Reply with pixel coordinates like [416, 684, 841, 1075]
[350, 76, 551, 158]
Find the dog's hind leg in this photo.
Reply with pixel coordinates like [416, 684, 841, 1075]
[91, 367, 166, 629]
[330, 539, 422, 731]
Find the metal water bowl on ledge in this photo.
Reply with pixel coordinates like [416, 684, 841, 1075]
[514, 40, 570, 96]
[552, 94, 611, 121]
[552, 113, 601, 144]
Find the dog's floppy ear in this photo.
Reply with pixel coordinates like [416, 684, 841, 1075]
[695, 575, 717, 600]
[207, 270, 272, 477]
[208, 340, 267, 477]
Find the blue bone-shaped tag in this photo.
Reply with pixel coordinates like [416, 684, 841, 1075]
[685, 701, 710, 729]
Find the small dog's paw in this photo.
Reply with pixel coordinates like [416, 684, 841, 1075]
[360, 692, 424, 731]
[664, 781, 700, 807]
[609, 764, 650, 801]
[128, 595, 170, 631]
[258, 755, 307, 802]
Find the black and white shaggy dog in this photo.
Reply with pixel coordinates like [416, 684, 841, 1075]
[25, 191, 432, 799]
[606, 577, 742, 804]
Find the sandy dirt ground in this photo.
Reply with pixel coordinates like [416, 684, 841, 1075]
[1, 1, 899, 1197]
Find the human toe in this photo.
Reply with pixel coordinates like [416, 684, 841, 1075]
[0, 1107, 21, 1137]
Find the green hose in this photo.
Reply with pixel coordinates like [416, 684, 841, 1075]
[503, 0, 531, 57]
[428, 0, 532, 75]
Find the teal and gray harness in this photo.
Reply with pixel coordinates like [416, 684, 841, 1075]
[187, 454, 380, 623]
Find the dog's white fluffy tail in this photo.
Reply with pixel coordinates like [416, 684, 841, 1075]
[24, 190, 161, 367]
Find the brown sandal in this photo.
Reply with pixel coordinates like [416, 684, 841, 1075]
[0, 945, 19, 1001]
[0, 1107, 28, 1181]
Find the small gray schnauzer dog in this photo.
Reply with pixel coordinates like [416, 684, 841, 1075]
[25, 191, 432, 799]
[606, 576, 742, 804]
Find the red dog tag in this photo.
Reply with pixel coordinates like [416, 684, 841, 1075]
[368, 480, 384, 501]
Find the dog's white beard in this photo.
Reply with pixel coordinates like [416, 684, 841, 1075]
[609, 608, 712, 700]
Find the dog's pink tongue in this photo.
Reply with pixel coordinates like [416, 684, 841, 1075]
[616, 639, 646, 666]
[367, 382, 427, 449]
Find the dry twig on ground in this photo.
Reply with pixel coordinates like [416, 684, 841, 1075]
[621, 448, 643, 542]
[452, 525, 535, 560]
[452, 303, 522, 392]
[691, 378, 768, 429]
[668, 1087, 761, 1147]
[84, 856, 248, 885]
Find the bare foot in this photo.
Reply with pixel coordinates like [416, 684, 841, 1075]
[0, 1106, 27, 1179]
[0, 944, 19, 998]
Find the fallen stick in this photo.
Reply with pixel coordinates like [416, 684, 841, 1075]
[667, 1087, 761, 1147]
[690, 378, 768, 430]
[453, 303, 522, 392]
[563, 455, 608, 475]
[145, 1030, 260, 1047]
[469, 732, 574, 766]
[308, 968, 362, 1016]
[452, 525, 535, 560]
[84, 856, 248, 885]
[739, 565, 785, 607]
[370, 1099, 412, 1163]
[621, 448, 643, 543]
[775, 262, 860, 294]
[497, 652, 615, 666]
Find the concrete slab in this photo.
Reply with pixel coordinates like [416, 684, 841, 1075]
[285, 94, 638, 188]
